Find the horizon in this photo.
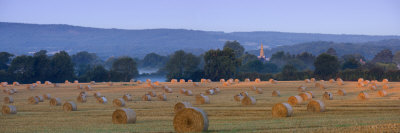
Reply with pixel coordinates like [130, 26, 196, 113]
[1, 0, 399, 36]
[2, 21, 400, 37]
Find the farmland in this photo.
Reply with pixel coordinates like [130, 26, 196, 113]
[1, 80, 400, 132]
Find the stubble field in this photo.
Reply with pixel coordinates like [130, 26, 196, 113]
[1, 80, 400, 132]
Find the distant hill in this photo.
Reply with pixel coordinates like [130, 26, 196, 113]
[248, 39, 400, 60]
[1, 22, 400, 58]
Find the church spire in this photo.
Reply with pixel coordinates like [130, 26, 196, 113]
[260, 43, 264, 57]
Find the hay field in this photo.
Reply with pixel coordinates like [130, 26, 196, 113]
[1, 81, 400, 132]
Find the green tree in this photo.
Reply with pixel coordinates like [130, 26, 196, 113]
[270, 51, 292, 68]
[342, 58, 361, 70]
[204, 48, 240, 80]
[314, 53, 340, 79]
[371, 49, 393, 63]
[79, 65, 109, 82]
[72, 51, 101, 76]
[33, 50, 51, 81]
[0, 52, 14, 70]
[140, 52, 168, 68]
[110, 57, 139, 82]
[165, 50, 200, 81]
[240, 53, 258, 65]
[223, 41, 245, 58]
[326, 48, 337, 56]
[50, 51, 75, 83]
[8, 55, 35, 83]
[296, 52, 315, 70]
[280, 64, 298, 80]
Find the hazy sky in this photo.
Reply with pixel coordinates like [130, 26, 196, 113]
[0, 0, 399, 35]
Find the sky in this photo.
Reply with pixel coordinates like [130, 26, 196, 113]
[0, 0, 399, 35]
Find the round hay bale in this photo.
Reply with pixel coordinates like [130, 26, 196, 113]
[13, 82, 20, 86]
[269, 79, 277, 84]
[288, 96, 303, 105]
[65, 80, 70, 84]
[148, 91, 156, 97]
[165, 87, 173, 93]
[180, 89, 187, 94]
[363, 80, 370, 85]
[329, 79, 335, 83]
[63, 101, 77, 112]
[271, 103, 293, 117]
[241, 96, 256, 105]
[173, 107, 208, 133]
[53, 83, 60, 87]
[4, 96, 14, 104]
[80, 91, 87, 97]
[188, 80, 193, 82]
[322, 92, 333, 100]
[250, 86, 257, 91]
[357, 82, 364, 88]
[28, 96, 39, 104]
[97, 96, 108, 104]
[180, 79, 185, 83]
[171, 79, 178, 83]
[26, 85, 34, 90]
[90, 81, 96, 85]
[255, 88, 263, 94]
[74, 80, 79, 84]
[36, 81, 41, 84]
[213, 88, 220, 94]
[383, 84, 389, 89]
[154, 81, 160, 86]
[299, 92, 312, 101]
[193, 82, 199, 87]
[195, 94, 210, 104]
[368, 85, 377, 90]
[50, 98, 61, 106]
[7, 89, 15, 95]
[233, 94, 244, 102]
[205, 89, 214, 95]
[136, 80, 142, 84]
[174, 102, 192, 113]
[185, 90, 193, 96]
[382, 79, 389, 84]
[306, 91, 314, 98]
[142, 94, 151, 101]
[240, 92, 249, 97]
[272, 90, 280, 97]
[378, 90, 387, 97]
[255, 78, 261, 83]
[2, 105, 17, 114]
[113, 98, 126, 107]
[123, 94, 132, 101]
[220, 79, 225, 82]
[85, 85, 92, 91]
[310, 78, 316, 82]
[35, 96, 44, 102]
[223, 82, 230, 86]
[94, 92, 102, 98]
[77, 95, 87, 103]
[245, 78, 250, 82]
[337, 81, 344, 85]
[358, 78, 364, 83]
[158, 93, 167, 101]
[337, 89, 346, 96]
[307, 100, 326, 112]
[305, 79, 311, 83]
[77, 85, 82, 89]
[298, 86, 306, 92]
[358, 92, 369, 100]
[234, 79, 240, 83]
[43, 93, 51, 100]
[112, 108, 136, 124]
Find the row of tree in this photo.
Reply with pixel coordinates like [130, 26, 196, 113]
[1, 40, 400, 83]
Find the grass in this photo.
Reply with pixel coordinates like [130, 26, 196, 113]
[1, 81, 400, 132]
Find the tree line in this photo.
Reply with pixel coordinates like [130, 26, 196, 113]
[1, 41, 400, 83]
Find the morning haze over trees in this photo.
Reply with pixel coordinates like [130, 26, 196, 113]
[1, 39, 400, 83]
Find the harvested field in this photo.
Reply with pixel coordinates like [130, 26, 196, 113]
[0, 81, 400, 132]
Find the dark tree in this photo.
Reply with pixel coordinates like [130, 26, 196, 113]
[33, 50, 51, 82]
[0, 52, 14, 70]
[240, 53, 258, 65]
[50, 51, 75, 83]
[326, 48, 337, 56]
[72, 51, 101, 76]
[80, 65, 109, 82]
[280, 64, 298, 80]
[371, 49, 393, 63]
[204, 48, 240, 80]
[223, 41, 245, 58]
[165, 50, 200, 81]
[140, 52, 168, 68]
[342, 58, 361, 70]
[110, 57, 139, 82]
[314, 53, 340, 79]
[8, 55, 35, 83]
